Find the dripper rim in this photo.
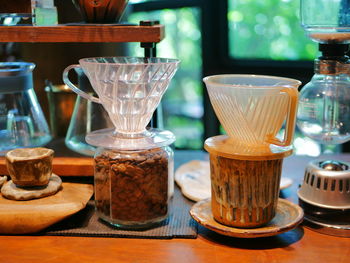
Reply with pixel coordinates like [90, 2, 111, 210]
[78, 56, 180, 66]
[203, 74, 301, 89]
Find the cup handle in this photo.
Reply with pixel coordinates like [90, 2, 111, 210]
[62, 64, 101, 104]
[267, 87, 299, 147]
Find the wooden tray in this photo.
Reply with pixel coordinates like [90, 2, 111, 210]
[0, 182, 93, 234]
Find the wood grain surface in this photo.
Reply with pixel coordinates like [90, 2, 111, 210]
[0, 25, 165, 43]
[0, 227, 349, 263]
[0, 157, 94, 176]
[0, 182, 93, 234]
[0, 153, 349, 263]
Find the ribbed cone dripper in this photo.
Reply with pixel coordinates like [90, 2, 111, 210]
[203, 75, 300, 150]
[63, 57, 180, 150]
[80, 57, 180, 136]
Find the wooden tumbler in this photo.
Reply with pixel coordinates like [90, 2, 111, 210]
[205, 135, 292, 228]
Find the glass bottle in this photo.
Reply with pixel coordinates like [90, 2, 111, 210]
[297, 44, 350, 144]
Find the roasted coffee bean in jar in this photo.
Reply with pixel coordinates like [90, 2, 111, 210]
[94, 146, 173, 228]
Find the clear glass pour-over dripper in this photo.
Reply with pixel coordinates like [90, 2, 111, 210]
[63, 57, 180, 150]
[63, 57, 180, 229]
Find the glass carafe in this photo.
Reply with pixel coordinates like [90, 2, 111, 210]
[0, 62, 51, 155]
[65, 68, 113, 156]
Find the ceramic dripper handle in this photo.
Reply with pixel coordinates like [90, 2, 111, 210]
[63, 64, 101, 104]
[267, 87, 299, 147]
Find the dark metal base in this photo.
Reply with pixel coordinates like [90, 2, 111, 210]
[299, 199, 350, 238]
[303, 215, 350, 238]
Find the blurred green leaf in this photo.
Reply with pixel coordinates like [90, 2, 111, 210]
[228, 0, 318, 60]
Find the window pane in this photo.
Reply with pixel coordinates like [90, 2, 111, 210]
[228, 0, 318, 60]
[128, 7, 203, 149]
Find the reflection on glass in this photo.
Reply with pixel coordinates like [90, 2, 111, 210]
[128, 7, 203, 149]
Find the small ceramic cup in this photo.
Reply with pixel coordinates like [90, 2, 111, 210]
[5, 148, 54, 187]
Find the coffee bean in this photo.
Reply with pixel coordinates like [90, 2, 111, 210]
[94, 147, 169, 225]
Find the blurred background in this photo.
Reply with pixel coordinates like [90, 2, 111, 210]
[1, 0, 335, 156]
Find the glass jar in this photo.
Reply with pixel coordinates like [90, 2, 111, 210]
[94, 145, 174, 229]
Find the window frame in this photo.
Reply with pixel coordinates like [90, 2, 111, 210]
[130, 0, 315, 143]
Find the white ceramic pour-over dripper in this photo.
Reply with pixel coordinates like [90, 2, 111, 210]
[63, 57, 180, 149]
[203, 75, 301, 149]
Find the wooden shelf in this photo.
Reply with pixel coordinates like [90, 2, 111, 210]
[0, 157, 94, 177]
[0, 24, 165, 43]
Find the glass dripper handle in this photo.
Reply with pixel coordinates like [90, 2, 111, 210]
[267, 87, 299, 147]
[63, 64, 101, 104]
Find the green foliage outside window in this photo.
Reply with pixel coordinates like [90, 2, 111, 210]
[228, 0, 318, 60]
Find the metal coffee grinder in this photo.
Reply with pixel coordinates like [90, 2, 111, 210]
[297, 0, 350, 237]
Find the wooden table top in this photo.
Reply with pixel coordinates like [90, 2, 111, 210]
[1, 151, 350, 263]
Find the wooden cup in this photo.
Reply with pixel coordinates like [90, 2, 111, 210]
[5, 148, 54, 187]
[209, 153, 283, 228]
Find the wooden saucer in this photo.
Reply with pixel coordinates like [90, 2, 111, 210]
[1, 174, 62, 201]
[190, 198, 304, 238]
